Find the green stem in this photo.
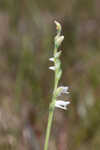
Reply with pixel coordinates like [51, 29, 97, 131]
[43, 46, 59, 150]
[44, 104, 54, 150]
[44, 90, 57, 150]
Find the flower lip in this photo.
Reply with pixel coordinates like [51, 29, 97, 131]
[49, 66, 55, 71]
[49, 57, 54, 62]
[55, 100, 70, 110]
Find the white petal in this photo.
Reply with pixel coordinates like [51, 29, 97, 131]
[55, 104, 67, 110]
[49, 57, 54, 62]
[55, 100, 70, 110]
[49, 66, 55, 71]
[56, 100, 70, 106]
[56, 86, 69, 97]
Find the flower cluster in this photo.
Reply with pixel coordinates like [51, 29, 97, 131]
[49, 21, 70, 110]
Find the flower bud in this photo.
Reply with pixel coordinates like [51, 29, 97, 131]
[55, 35, 64, 48]
[54, 20, 61, 32]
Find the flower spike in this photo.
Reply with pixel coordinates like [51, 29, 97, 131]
[44, 21, 71, 150]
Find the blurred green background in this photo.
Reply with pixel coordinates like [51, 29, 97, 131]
[0, 0, 100, 150]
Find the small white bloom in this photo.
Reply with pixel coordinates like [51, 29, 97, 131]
[60, 86, 69, 94]
[56, 86, 69, 97]
[49, 57, 54, 62]
[55, 100, 70, 110]
[49, 66, 55, 71]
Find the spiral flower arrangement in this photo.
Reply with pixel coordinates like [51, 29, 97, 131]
[44, 21, 70, 150]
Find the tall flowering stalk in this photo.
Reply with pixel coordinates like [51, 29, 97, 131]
[44, 21, 70, 150]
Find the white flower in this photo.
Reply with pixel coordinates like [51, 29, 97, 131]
[56, 86, 69, 97]
[49, 57, 54, 62]
[60, 86, 69, 94]
[49, 66, 55, 71]
[55, 100, 70, 110]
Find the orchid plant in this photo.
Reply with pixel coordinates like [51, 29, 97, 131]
[43, 21, 70, 150]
